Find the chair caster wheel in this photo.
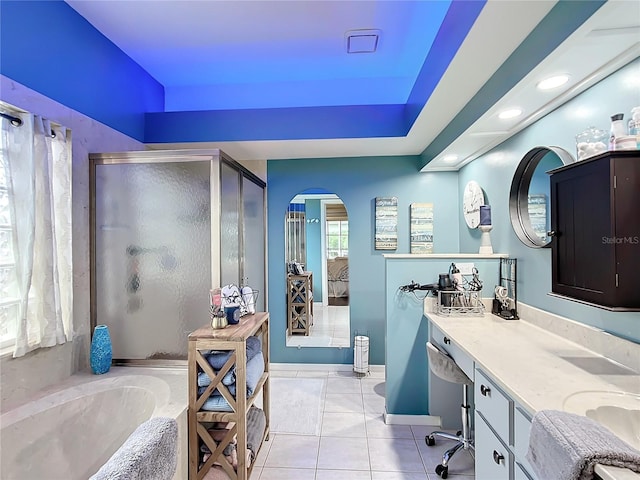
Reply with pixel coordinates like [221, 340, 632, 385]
[425, 434, 435, 446]
[435, 464, 448, 479]
[456, 430, 462, 436]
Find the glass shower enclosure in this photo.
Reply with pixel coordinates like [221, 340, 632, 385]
[89, 149, 265, 362]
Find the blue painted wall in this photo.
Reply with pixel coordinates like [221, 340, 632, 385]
[0, 0, 164, 141]
[459, 58, 640, 342]
[267, 157, 459, 364]
[305, 199, 324, 301]
[385, 257, 502, 416]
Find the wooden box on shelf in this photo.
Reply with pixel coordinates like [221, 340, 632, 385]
[188, 312, 270, 480]
[287, 272, 313, 336]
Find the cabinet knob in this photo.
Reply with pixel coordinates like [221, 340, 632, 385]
[493, 450, 504, 464]
[480, 384, 491, 396]
[443, 337, 451, 345]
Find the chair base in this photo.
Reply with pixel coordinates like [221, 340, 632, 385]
[426, 431, 475, 479]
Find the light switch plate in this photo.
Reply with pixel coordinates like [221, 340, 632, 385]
[456, 262, 475, 275]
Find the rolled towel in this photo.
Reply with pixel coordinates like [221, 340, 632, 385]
[246, 406, 267, 456]
[90, 417, 178, 480]
[204, 336, 262, 371]
[201, 352, 265, 412]
[526, 409, 640, 480]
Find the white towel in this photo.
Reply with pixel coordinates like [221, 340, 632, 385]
[526, 410, 640, 480]
[90, 417, 178, 480]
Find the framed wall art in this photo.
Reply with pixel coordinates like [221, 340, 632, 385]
[375, 196, 397, 250]
[410, 203, 434, 254]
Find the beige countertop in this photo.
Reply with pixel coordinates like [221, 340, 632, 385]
[425, 306, 640, 480]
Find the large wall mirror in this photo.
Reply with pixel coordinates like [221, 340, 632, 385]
[284, 189, 350, 348]
[509, 146, 575, 248]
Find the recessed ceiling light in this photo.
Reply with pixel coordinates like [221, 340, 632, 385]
[442, 154, 458, 163]
[498, 108, 522, 120]
[537, 74, 570, 90]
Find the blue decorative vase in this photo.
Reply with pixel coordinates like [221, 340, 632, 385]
[90, 325, 112, 374]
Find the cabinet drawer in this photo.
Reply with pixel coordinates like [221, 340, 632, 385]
[515, 461, 535, 480]
[475, 369, 512, 444]
[475, 412, 512, 480]
[430, 324, 474, 380]
[514, 407, 537, 479]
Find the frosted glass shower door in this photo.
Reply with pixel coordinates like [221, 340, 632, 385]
[94, 161, 211, 360]
[243, 176, 265, 311]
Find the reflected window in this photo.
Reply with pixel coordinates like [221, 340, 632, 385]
[326, 220, 348, 258]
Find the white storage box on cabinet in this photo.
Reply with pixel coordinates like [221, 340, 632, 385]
[475, 412, 513, 480]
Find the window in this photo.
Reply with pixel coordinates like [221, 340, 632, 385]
[326, 220, 348, 259]
[0, 111, 73, 356]
[0, 158, 18, 349]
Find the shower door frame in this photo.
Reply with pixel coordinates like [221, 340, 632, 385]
[89, 149, 266, 366]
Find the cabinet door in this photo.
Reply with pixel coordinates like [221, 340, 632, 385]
[475, 412, 512, 480]
[551, 157, 614, 304]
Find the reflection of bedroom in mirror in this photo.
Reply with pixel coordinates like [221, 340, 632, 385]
[285, 189, 350, 348]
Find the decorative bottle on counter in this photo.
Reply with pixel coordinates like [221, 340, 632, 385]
[90, 325, 113, 374]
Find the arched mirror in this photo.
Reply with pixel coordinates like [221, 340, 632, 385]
[284, 189, 350, 348]
[509, 146, 575, 248]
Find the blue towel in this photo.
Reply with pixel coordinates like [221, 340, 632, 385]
[197, 369, 234, 388]
[205, 336, 261, 370]
[201, 351, 265, 411]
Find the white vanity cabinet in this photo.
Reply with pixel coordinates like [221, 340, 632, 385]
[474, 367, 537, 480]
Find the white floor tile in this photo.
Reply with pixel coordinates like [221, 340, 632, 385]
[263, 434, 320, 469]
[253, 434, 274, 467]
[371, 472, 430, 480]
[321, 412, 367, 438]
[324, 393, 364, 413]
[362, 394, 386, 414]
[258, 467, 316, 480]
[360, 378, 385, 396]
[326, 377, 362, 394]
[367, 437, 426, 473]
[365, 414, 414, 439]
[316, 469, 372, 480]
[317, 436, 371, 470]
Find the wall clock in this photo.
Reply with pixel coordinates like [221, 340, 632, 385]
[463, 180, 485, 228]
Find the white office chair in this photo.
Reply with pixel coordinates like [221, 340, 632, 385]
[426, 341, 475, 479]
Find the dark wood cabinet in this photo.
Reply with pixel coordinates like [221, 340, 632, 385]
[549, 150, 640, 310]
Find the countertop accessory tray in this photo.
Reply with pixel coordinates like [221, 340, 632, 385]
[436, 290, 485, 316]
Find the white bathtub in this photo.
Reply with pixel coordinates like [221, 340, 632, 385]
[0, 366, 188, 480]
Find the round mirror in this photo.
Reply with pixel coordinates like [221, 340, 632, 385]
[509, 146, 575, 248]
[284, 189, 350, 348]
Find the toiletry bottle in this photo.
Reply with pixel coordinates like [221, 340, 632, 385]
[450, 263, 463, 290]
[609, 113, 625, 150]
[629, 107, 640, 136]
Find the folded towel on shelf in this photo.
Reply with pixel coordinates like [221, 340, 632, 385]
[198, 369, 235, 388]
[526, 409, 640, 480]
[90, 417, 178, 480]
[205, 336, 262, 370]
[201, 352, 265, 411]
[246, 406, 267, 460]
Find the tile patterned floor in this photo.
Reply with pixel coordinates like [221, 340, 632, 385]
[253, 369, 475, 479]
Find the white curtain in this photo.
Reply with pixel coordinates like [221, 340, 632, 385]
[2, 113, 73, 357]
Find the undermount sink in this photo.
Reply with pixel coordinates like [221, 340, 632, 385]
[563, 391, 640, 449]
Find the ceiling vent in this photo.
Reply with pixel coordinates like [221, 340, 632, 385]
[345, 29, 380, 54]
